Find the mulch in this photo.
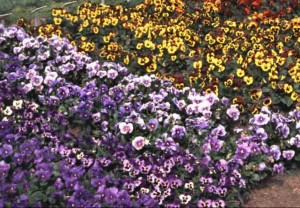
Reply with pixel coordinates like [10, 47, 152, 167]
[244, 169, 300, 207]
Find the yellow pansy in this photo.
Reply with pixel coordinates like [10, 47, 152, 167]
[193, 60, 202, 69]
[167, 45, 177, 54]
[138, 57, 150, 66]
[136, 43, 143, 50]
[124, 55, 130, 65]
[261, 62, 272, 72]
[236, 68, 245, 77]
[284, 84, 293, 94]
[291, 91, 299, 101]
[54, 17, 62, 25]
[243, 76, 253, 85]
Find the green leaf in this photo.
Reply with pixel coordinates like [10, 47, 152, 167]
[251, 173, 261, 181]
[294, 154, 300, 161]
[29, 191, 46, 203]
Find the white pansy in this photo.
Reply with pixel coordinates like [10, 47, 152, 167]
[3, 107, 12, 116]
[13, 100, 23, 109]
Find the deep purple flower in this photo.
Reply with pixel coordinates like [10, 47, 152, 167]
[235, 143, 250, 159]
[212, 199, 225, 208]
[104, 187, 118, 203]
[117, 190, 132, 206]
[282, 150, 295, 160]
[35, 163, 53, 182]
[20, 141, 35, 155]
[249, 142, 261, 156]
[155, 137, 178, 151]
[0, 160, 10, 179]
[57, 86, 70, 98]
[210, 137, 224, 152]
[136, 194, 158, 207]
[91, 178, 106, 188]
[0, 144, 13, 158]
[171, 125, 186, 139]
[54, 178, 64, 190]
[147, 118, 159, 131]
[13, 153, 24, 165]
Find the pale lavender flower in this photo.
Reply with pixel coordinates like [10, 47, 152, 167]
[273, 163, 284, 174]
[258, 162, 266, 171]
[132, 136, 145, 150]
[211, 125, 226, 137]
[198, 199, 212, 208]
[226, 105, 240, 121]
[254, 128, 268, 140]
[146, 118, 158, 132]
[119, 122, 133, 134]
[252, 113, 270, 125]
[270, 145, 281, 161]
[142, 75, 152, 87]
[107, 69, 118, 79]
[290, 135, 300, 148]
[204, 92, 219, 104]
[282, 150, 295, 160]
[31, 75, 43, 87]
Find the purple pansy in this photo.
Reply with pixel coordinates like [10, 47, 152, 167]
[147, 118, 159, 132]
[226, 105, 240, 121]
[0, 144, 13, 158]
[132, 136, 146, 150]
[252, 113, 270, 125]
[171, 125, 186, 139]
[282, 150, 295, 160]
[270, 145, 281, 161]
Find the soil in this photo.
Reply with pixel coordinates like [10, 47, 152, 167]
[244, 169, 300, 207]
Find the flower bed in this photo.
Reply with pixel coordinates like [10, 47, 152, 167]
[1, 24, 300, 207]
[18, 0, 300, 112]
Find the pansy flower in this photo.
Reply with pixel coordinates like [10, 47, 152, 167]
[270, 145, 281, 161]
[290, 135, 300, 148]
[131, 136, 146, 150]
[171, 125, 186, 139]
[251, 113, 270, 125]
[146, 118, 159, 131]
[119, 122, 133, 134]
[226, 105, 240, 121]
[282, 150, 295, 160]
[0, 160, 10, 179]
[273, 163, 284, 174]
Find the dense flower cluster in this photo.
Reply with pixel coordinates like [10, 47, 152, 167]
[19, 0, 300, 111]
[1, 24, 300, 207]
